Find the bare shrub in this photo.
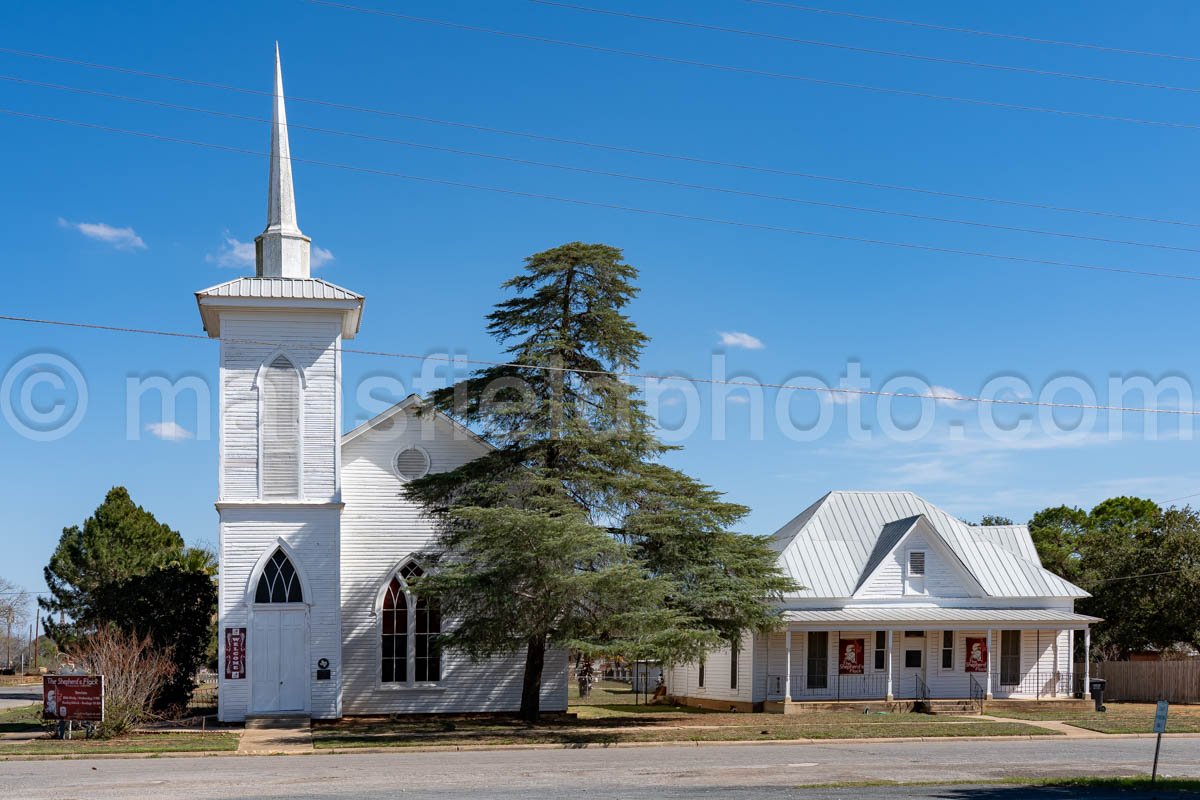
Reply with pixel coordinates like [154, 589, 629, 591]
[65, 627, 175, 738]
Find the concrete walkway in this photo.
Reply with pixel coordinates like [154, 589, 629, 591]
[981, 714, 1097, 737]
[237, 716, 313, 755]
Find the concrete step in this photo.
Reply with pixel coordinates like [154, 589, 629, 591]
[924, 701, 981, 716]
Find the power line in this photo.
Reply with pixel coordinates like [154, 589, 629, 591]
[0, 47, 1195, 229]
[5, 105, 1200, 282]
[533, 1, 1200, 95]
[305, 0, 1200, 131]
[744, 0, 1200, 64]
[3, 312, 1200, 416]
[10, 75, 1197, 255]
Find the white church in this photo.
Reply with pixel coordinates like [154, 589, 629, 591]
[196, 51, 1094, 722]
[197, 50, 567, 721]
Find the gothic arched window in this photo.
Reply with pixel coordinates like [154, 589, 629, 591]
[261, 354, 301, 499]
[381, 563, 441, 683]
[255, 549, 304, 604]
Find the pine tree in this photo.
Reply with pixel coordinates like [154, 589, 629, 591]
[407, 242, 794, 721]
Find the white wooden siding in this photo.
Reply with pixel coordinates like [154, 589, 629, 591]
[664, 633, 754, 704]
[217, 506, 343, 721]
[218, 313, 342, 502]
[859, 530, 971, 599]
[339, 407, 568, 714]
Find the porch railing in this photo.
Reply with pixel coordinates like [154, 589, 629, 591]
[990, 669, 1078, 700]
[969, 673, 985, 713]
[774, 671, 890, 701]
[914, 674, 930, 705]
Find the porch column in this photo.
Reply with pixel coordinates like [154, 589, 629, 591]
[783, 628, 793, 703]
[884, 629, 894, 701]
[1083, 628, 1091, 700]
[985, 629, 993, 700]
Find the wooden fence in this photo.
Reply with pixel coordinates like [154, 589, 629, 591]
[1087, 660, 1200, 703]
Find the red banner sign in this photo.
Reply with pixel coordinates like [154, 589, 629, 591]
[838, 638, 865, 675]
[965, 637, 988, 673]
[43, 675, 104, 722]
[225, 627, 247, 680]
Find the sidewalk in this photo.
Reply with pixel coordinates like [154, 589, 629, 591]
[237, 716, 313, 755]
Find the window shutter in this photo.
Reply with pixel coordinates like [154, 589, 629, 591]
[908, 551, 926, 576]
[262, 356, 301, 498]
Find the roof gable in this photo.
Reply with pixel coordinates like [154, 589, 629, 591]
[773, 491, 1087, 600]
[341, 394, 492, 454]
[854, 515, 984, 598]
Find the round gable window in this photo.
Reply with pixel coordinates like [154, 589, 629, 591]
[393, 447, 430, 481]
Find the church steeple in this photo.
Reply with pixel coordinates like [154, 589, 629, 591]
[255, 43, 311, 278]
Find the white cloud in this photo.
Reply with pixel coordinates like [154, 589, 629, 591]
[145, 422, 193, 442]
[207, 235, 334, 270]
[207, 235, 255, 268]
[311, 245, 334, 269]
[727, 395, 751, 405]
[58, 217, 146, 250]
[718, 331, 764, 350]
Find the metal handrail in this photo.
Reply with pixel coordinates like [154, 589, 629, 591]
[969, 673, 985, 713]
[914, 674, 930, 704]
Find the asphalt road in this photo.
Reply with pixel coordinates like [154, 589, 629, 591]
[0, 685, 40, 710]
[1, 738, 1198, 799]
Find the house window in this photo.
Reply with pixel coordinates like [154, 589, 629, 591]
[1000, 630, 1021, 686]
[261, 355, 301, 499]
[941, 631, 954, 669]
[381, 563, 440, 684]
[255, 549, 303, 603]
[873, 631, 886, 670]
[698, 658, 705, 688]
[904, 630, 925, 638]
[806, 631, 829, 690]
[730, 644, 739, 691]
[904, 649, 922, 669]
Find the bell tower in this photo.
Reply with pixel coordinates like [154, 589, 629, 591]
[196, 46, 364, 722]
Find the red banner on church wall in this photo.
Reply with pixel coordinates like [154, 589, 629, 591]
[225, 627, 247, 680]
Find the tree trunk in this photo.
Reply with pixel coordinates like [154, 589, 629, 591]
[519, 635, 547, 723]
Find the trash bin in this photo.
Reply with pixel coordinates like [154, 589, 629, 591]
[1089, 678, 1107, 712]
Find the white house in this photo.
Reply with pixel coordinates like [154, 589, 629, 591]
[665, 491, 1098, 712]
[197, 49, 566, 722]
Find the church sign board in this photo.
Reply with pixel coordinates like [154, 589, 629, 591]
[42, 675, 104, 722]
[225, 627, 247, 680]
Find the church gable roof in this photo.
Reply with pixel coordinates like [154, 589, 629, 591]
[341, 394, 492, 453]
[773, 491, 1087, 600]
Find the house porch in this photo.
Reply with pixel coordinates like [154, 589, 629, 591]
[765, 609, 1099, 708]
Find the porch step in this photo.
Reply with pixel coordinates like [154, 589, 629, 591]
[923, 700, 981, 716]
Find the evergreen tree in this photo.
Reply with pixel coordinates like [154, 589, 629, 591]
[42, 487, 217, 707]
[407, 242, 794, 721]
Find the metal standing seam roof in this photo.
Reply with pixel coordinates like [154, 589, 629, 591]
[196, 277, 363, 301]
[781, 608, 1101, 625]
[772, 491, 1088, 600]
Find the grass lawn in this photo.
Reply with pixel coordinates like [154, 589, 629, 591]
[990, 702, 1200, 734]
[0, 732, 239, 756]
[0, 704, 238, 756]
[313, 695, 1058, 749]
[0, 703, 43, 734]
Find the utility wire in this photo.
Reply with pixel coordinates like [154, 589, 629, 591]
[0, 46, 1195, 229]
[305, 0, 1200, 131]
[5, 106, 1200, 282]
[10, 74, 1197, 255]
[744, 0, 1200, 64]
[533, 1, 1200, 95]
[3, 312, 1200, 416]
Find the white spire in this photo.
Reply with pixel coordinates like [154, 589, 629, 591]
[256, 43, 311, 278]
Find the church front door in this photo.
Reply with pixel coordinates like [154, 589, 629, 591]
[251, 608, 308, 714]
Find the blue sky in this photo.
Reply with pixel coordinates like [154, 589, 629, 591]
[3, 0, 1200, 599]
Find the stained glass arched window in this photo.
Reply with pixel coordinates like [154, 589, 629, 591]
[255, 549, 304, 604]
[381, 563, 441, 683]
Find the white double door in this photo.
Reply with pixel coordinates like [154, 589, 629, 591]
[251, 608, 308, 714]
